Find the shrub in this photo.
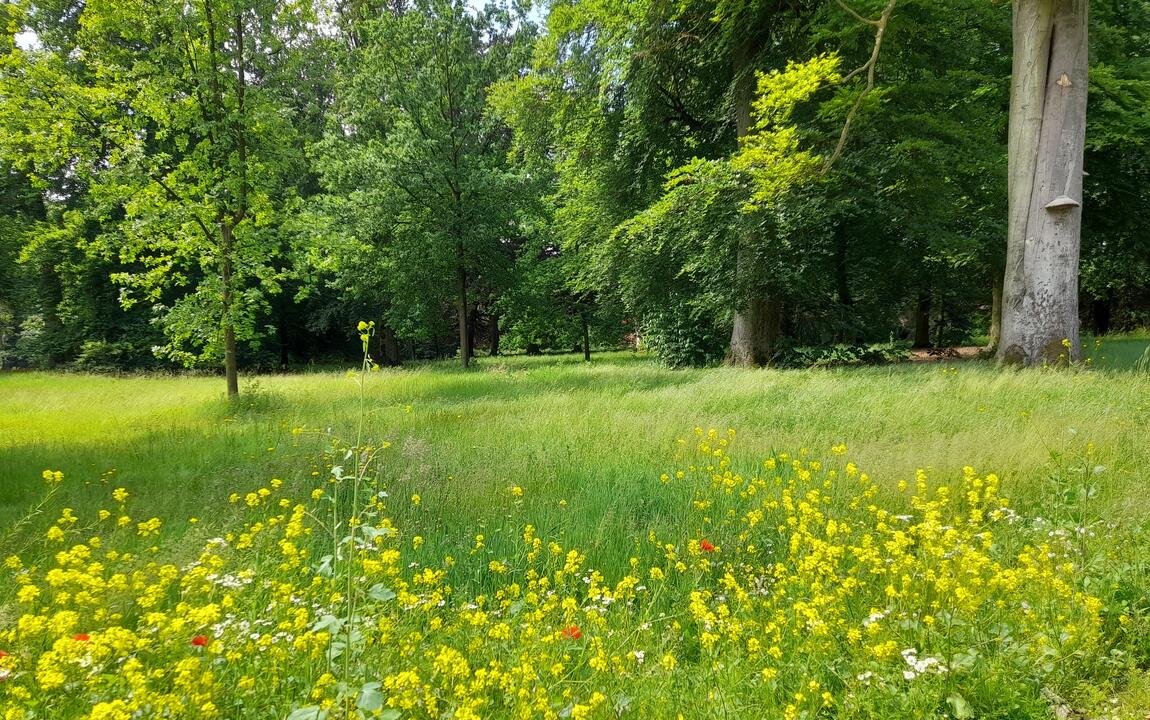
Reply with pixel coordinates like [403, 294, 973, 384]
[641, 302, 728, 368]
[73, 340, 150, 372]
[12, 314, 51, 368]
[776, 340, 911, 368]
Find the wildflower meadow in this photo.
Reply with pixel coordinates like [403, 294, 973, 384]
[3, 339, 1150, 719]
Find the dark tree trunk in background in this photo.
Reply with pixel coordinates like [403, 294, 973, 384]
[466, 307, 478, 359]
[581, 313, 591, 361]
[832, 225, 854, 343]
[380, 324, 401, 366]
[221, 221, 239, 398]
[834, 225, 854, 307]
[489, 314, 500, 356]
[935, 302, 946, 348]
[913, 295, 932, 348]
[225, 11, 249, 397]
[224, 324, 239, 397]
[999, 0, 1089, 365]
[1091, 297, 1111, 335]
[278, 315, 289, 370]
[456, 261, 471, 368]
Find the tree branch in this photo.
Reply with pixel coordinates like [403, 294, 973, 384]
[822, 0, 898, 175]
[835, 0, 881, 27]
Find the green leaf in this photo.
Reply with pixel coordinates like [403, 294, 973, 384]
[311, 613, 343, 634]
[357, 682, 384, 712]
[946, 692, 973, 719]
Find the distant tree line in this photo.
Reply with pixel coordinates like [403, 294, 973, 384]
[1, 0, 1148, 390]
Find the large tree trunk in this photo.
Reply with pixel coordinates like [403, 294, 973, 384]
[729, 296, 782, 366]
[727, 41, 780, 366]
[999, 0, 1088, 365]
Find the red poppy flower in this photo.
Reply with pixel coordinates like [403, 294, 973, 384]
[0, 650, 8, 657]
[73, 634, 90, 642]
[700, 540, 716, 553]
[191, 635, 209, 647]
[562, 625, 583, 640]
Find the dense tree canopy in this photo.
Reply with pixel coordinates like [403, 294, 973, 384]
[1, 0, 1149, 384]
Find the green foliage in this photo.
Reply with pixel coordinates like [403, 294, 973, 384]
[311, 0, 535, 361]
[733, 54, 842, 209]
[640, 298, 729, 368]
[0, 0, 318, 378]
[775, 340, 911, 368]
[1, 0, 1149, 373]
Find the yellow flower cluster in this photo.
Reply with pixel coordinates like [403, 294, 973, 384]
[0, 432, 1106, 719]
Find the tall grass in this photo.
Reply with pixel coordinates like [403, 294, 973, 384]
[3, 346, 1149, 568]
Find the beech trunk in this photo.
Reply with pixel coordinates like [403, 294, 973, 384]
[998, 0, 1088, 365]
[581, 313, 591, 362]
[727, 41, 780, 366]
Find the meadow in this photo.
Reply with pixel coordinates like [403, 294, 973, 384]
[2, 338, 1150, 718]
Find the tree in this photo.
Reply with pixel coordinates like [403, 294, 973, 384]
[1, 0, 315, 395]
[998, 0, 1089, 365]
[315, 0, 530, 368]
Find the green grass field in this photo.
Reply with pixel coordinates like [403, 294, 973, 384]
[4, 341, 1150, 548]
[3, 338, 1150, 718]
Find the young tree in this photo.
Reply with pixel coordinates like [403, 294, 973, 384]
[1, 0, 315, 395]
[998, 0, 1089, 365]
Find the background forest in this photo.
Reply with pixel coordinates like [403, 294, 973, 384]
[1, 0, 1148, 379]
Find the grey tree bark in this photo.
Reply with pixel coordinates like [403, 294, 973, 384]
[727, 35, 781, 368]
[987, 271, 1003, 353]
[726, 0, 896, 367]
[998, 0, 1089, 365]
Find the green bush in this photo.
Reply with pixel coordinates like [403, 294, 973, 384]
[776, 340, 911, 368]
[73, 340, 150, 372]
[641, 302, 728, 368]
